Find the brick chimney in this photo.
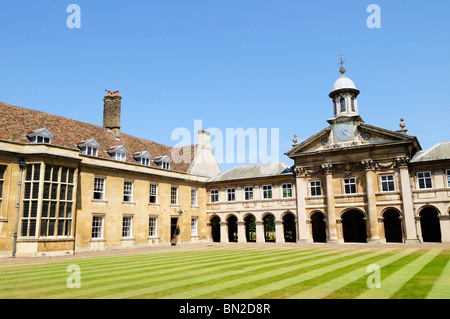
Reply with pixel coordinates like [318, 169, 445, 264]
[103, 91, 122, 137]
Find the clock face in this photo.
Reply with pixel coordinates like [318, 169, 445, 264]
[334, 123, 354, 142]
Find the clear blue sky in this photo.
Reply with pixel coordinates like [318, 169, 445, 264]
[1, 1, 449, 172]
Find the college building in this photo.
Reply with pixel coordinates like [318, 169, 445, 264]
[0, 65, 449, 257]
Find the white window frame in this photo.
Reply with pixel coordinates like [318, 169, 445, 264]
[417, 171, 433, 190]
[122, 216, 133, 238]
[123, 181, 133, 202]
[282, 183, 293, 198]
[380, 174, 395, 192]
[171, 186, 178, 205]
[310, 180, 322, 196]
[227, 188, 236, 202]
[191, 189, 198, 206]
[93, 177, 105, 200]
[262, 185, 272, 200]
[446, 169, 450, 188]
[114, 152, 126, 162]
[244, 186, 253, 201]
[210, 189, 219, 203]
[343, 178, 357, 194]
[92, 215, 104, 239]
[149, 184, 158, 204]
[191, 217, 198, 237]
[149, 217, 158, 237]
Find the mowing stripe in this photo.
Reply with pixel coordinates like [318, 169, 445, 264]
[290, 248, 417, 299]
[193, 249, 374, 299]
[356, 248, 443, 299]
[426, 250, 450, 299]
[98, 248, 343, 299]
[239, 249, 389, 299]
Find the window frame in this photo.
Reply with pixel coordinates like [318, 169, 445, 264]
[446, 169, 450, 188]
[123, 180, 134, 202]
[93, 177, 105, 200]
[21, 164, 41, 237]
[171, 186, 178, 205]
[244, 186, 253, 201]
[380, 174, 396, 192]
[122, 216, 133, 238]
[191, 188, 198, 206]
[417, 171, 433, 190]
[0, 166, 5, 214]
[343, 177, 357, 194]
[210, 189, 219, 203]
[262, 185, 272, 200]
[148, 216, 158, 238]
[191, 217, 198, 237]
[282, 183, 293, 198]
[227, 188, 236, 202]
[149, 184, 158, 204]
[91, 215, 104, 239]
[310, 180, 322, 197]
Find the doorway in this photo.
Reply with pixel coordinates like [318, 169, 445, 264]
[170, 217, 179, 245]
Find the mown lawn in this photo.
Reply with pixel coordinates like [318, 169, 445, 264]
[0, 246, 449, 299]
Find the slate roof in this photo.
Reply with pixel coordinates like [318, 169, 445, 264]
[0, 101, 196, 173]
[410, 142, 450, 163]
[208, 162, 293, 182]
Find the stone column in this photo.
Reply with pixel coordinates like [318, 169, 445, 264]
[237, 221, 246, 243]
[275, 220, 285, 243]
[219, 221, 228, 243]
[294, 167, 310, 242]
[363, 160, 381, 243]
[323, 164, 338, 242]
[255, 221, 265, 243]
[397, 158, 419, 242]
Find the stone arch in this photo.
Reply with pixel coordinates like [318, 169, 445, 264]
[209, 215, 221, 243]
[341, 209, 367, 243]
[244, 213, 256, 243]
[282, 211, 297, 243]
[310, 210, 327, 243]
[262, 213, 276, 242]
[418, 205, 442, 243]
[380, 208, 404, 243]
[226, 214, 238, 243]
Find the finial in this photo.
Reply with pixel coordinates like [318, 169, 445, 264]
[292, 134, 298, 146]
[398, 118, 408, 134]
[339, 53, 346, 75]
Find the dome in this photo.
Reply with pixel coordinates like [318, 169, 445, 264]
[332, 75, 357, 92]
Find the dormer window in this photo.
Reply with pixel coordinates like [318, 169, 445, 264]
[27, 128, 54, 144]
[107, 145, 128, 162]
[133, 151, 152, 166]
[77, 139, 100, 157]
[153, 155, 172, 170]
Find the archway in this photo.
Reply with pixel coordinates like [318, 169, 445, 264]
[210, 216, 221, 242]
[227, 215, 238, 242]
[263, 214, 276, 242]
[383, 209, 403, 243]
[282, 212, 297, 243]
[310, 211, 327, 243]
[420, 207, 442, 243]
[244, 214, 256, 242]
[342, 210, 367, 243]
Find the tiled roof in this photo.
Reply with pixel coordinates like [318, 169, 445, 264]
[0, 101, 196, 173]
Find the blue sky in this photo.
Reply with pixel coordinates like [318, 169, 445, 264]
[0, 1, 449, 172]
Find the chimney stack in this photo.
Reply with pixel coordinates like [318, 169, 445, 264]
[103, 91, 122, 137]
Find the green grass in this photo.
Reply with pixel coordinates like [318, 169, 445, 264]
[0, 246, 449, 299]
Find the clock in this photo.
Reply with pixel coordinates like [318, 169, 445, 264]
[334, 123, 354, 142]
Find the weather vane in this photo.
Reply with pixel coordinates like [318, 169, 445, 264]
[338, 53, 346, 74]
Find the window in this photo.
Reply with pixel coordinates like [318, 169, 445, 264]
[32, 136, 51, 144]
[191, 217, 198, 237]
[244, 186, 253, 201]
[262, 185, 272, 199]
[78, 139, 100, 157]
[310, 181, 322, 196]
[122, 216, 132, 238]
[340, 97, 346, 112]
[93, 177, 105, 200]
[123, 181, 133, 202]
[21, 164, 41, 237]
[351, 97, 355, 112]
[114, 152, 126, 162]
[344, 178, 357, 194]
[210, 189, 219, 203]
[171, 187, 178, 205]
[447, 170, 450, 187]
[41, 166, 75, 237]
[417, 172, 432, 189]
[27, 128, 53, 144]
[149, 217, 157, 237]
[149, 184, 158, 203]
[227, 188, 235, 202]
[0, 166, 5, 212]
[133, 151, 151, 166]
[282, 183, 293, 198]
[138, 157, 150, 166]
[191, 189, 197, 206]
[154, 156, 171, 170]
[83, 146, 98, 156]
[161, 162, 170, 170]
[333, 100, 337, 115]
[381, 175, 395, 192]
[92, 215, 104, 239]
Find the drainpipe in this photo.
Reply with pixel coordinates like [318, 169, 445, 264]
[12, 159, 26, 257]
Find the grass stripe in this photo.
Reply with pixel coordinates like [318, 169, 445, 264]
[292, 248, 417, 299]
[325, 248, 428, 299]
[356, 248, 443, 299]
[426, 250, 450, 299]
[391, 249, 450, 299]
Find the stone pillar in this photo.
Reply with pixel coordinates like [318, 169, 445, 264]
[397, 158, 419, 242]
[237, 221, 246, 243]
[275, 220, 285, 243]
[294, 167, 310, 242]
[219, 221, 228, 243]
[255, 221, 265, 243]
[323, 164, 338, 242]
[438, 215, 450, 243]
[363, 161, 381, 243]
